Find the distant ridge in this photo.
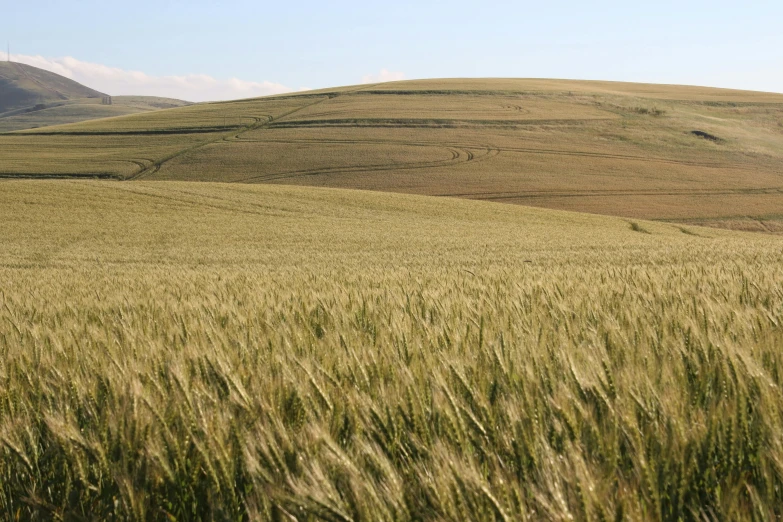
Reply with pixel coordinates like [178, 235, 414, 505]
[0, 61, 191, 131]
[0, 61, 105, 114]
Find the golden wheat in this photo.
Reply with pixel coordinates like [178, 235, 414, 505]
[1, 180, 782, 520]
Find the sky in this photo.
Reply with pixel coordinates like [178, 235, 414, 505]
[3, 0, 783, 102]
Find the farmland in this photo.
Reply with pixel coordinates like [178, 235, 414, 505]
[0, 96, 191, 133]
[2, 79, 783, 231]
[2, 77, 783, 520]
[2, 180, 783, 519]
[0, 62, 189, 132]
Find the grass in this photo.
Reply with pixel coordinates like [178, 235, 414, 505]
[1, 180, 783, 519]
[0, 133, 225, 178]
[1, 79, 782, 231]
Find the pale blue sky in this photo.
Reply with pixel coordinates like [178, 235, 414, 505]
[5, 0, 783, 100]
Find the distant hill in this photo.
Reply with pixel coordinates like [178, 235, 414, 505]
[0, 61, 105, 113]
[3, 77, 783, 232]
[0, 95, 192, 132]
[0, 61, 190, 131]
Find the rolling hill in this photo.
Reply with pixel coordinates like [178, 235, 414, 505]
[0, 61, 104, 113]
[0, 61, 190, 131]
[3, 78, 783, 518]
[2, 78, 783, 231]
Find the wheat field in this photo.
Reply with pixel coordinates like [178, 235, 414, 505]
[0, 97, 191, 133]
[1, 180, 783, 520]
[2, 79, 782, 232]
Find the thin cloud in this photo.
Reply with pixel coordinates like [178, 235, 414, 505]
[362, 69, 406, 84]
[9, 53, 295, 102]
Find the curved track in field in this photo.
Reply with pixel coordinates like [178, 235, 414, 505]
[128, 87, 379, 180]
[229, 144, 475, 184]
[204, 131, 749, 187]
[208, 131, 503, 184]
[435, 186, 783, 200]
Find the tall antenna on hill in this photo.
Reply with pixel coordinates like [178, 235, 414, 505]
[7, 42, 9, 62]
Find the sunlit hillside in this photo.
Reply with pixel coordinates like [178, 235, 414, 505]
[3, 78, 783, 232]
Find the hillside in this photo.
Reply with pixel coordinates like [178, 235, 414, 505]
[3, 78, 783, 231]
[0, 95, 192, 132]
[0, 61, 190, 131]
[2, 179, 783, 518]
[0, 61, 104, 113]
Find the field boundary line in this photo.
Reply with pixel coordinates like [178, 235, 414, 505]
[128, 85, 375, 181]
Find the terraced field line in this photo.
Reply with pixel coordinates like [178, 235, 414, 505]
[233, 133, 738, 172]
[232, 145, 473, 184]
[126, 119, 275, 180]
[129, 85, 378, 181]
[436, 187, 783, 200]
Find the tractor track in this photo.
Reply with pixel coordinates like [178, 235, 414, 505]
[230, 136, 500, 168]
[0, 173, 120, 180]
[266, 117, 617, 129]
[231, 146, 474, 184]
[436, 187, 783, 201]
[223, 134, 746, 173]
[19, 127, 243, 137]
[227, 137, 507, 184]
[127, 86, 372, 180]
[485, 145, 754, 170]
